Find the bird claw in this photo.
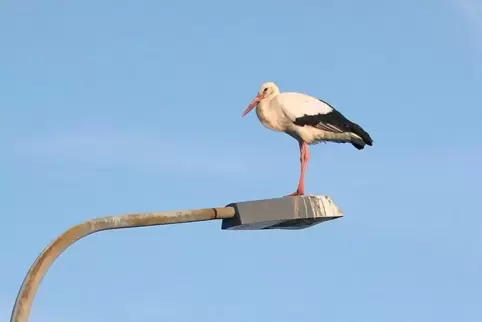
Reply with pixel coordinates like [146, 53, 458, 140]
[285, 190, 304, 197]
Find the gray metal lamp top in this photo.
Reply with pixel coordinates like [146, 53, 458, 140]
[223, 195, 343, 230]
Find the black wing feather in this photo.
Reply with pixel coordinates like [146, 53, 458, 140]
[293, 99, 374, 147]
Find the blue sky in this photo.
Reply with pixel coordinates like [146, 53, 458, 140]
[1, 0, 482, 321]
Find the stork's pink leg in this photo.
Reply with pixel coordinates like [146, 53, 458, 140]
[299, 142, 309, 193]
[285, 141, 309, 196]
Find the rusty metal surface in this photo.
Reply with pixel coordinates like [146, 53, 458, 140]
[10, 206, 235, 322]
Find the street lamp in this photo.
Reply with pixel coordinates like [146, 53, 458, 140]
[10, 194, 343, 322]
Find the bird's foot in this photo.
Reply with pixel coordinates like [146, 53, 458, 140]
[284, 189, 304, 197]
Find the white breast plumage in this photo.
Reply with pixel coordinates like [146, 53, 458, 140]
[255, 98, 284, 132]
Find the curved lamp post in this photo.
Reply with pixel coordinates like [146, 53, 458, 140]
[10, 195, 343, 322]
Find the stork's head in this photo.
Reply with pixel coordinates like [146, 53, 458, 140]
[241, 81, 280, 117]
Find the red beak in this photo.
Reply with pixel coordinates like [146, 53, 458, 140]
[241, 93, 262, 117]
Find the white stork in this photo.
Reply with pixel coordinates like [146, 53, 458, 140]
[241, 81, 373, 196]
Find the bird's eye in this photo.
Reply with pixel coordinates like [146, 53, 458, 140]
[263, 88, 268, 93]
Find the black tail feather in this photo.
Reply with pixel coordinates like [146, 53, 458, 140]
[351, 142, 365, 150]
[349, 122, 374, 147]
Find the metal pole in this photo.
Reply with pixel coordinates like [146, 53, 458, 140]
[10, 206, 236, 322]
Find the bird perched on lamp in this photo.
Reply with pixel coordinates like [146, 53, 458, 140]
[241, 81, 373, 196]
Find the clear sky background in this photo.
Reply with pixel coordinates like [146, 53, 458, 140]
[1, 0, 482, 321]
